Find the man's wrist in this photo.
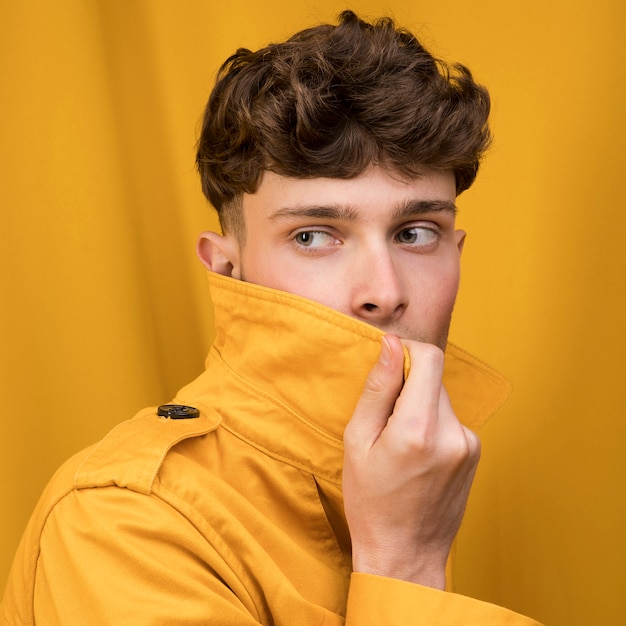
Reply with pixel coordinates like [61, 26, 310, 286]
[352, 548, 447, 590]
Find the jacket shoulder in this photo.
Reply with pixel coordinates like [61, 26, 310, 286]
[22, 404, 221, 538]
[73, 405, 221, 495]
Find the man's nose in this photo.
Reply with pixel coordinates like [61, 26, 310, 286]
[349, 248, 407, 323]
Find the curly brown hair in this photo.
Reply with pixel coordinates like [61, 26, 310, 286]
[196, 10, 491, 236]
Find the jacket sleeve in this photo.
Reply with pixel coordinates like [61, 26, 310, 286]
[3, 486, 264, 626]
[346, 572, 543, 625]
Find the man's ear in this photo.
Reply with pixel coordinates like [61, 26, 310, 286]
[455, 229, 466, 255]
[196, 231, 242, 279]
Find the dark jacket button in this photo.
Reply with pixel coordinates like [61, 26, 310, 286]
[157, 404, 200, 419]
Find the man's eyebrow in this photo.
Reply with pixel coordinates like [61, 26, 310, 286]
[268, 205, 360, 222]
[391, 199, 458, 220]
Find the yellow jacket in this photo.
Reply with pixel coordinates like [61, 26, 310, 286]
[2, 273, 542, 625]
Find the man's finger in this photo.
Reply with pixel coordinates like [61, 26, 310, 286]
[390, 341, 444, 432]
[344, 334, 405, 448]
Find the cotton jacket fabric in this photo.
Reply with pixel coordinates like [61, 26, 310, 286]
[2, 273, 542, 625]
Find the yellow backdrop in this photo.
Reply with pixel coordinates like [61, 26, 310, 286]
[1, 1, 624, 624]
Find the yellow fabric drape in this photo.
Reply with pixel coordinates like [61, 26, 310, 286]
[1, 2, 624, 625]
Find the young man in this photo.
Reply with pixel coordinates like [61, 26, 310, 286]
[2, 11, 541, 624]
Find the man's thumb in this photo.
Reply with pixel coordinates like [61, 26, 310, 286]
[344, 335, 405, 446]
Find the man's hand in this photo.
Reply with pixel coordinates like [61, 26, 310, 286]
[342, 334, 481, 590]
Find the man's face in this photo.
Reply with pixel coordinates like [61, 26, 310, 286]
[200, 166, 464, 349]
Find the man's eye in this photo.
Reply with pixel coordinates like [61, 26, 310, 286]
[294, 231, 335, 247]
[396, 227, 437, 245]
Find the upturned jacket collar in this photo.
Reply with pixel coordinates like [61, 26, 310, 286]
[176, 272, 511, 484]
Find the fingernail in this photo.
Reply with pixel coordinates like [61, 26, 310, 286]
[380, 336, 392, 366]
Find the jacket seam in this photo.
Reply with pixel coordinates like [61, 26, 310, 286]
[152, 482, 263, 622]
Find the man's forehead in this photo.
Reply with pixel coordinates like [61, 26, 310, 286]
[242, 166, 456, 223]
[256, 164, 449, 186]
